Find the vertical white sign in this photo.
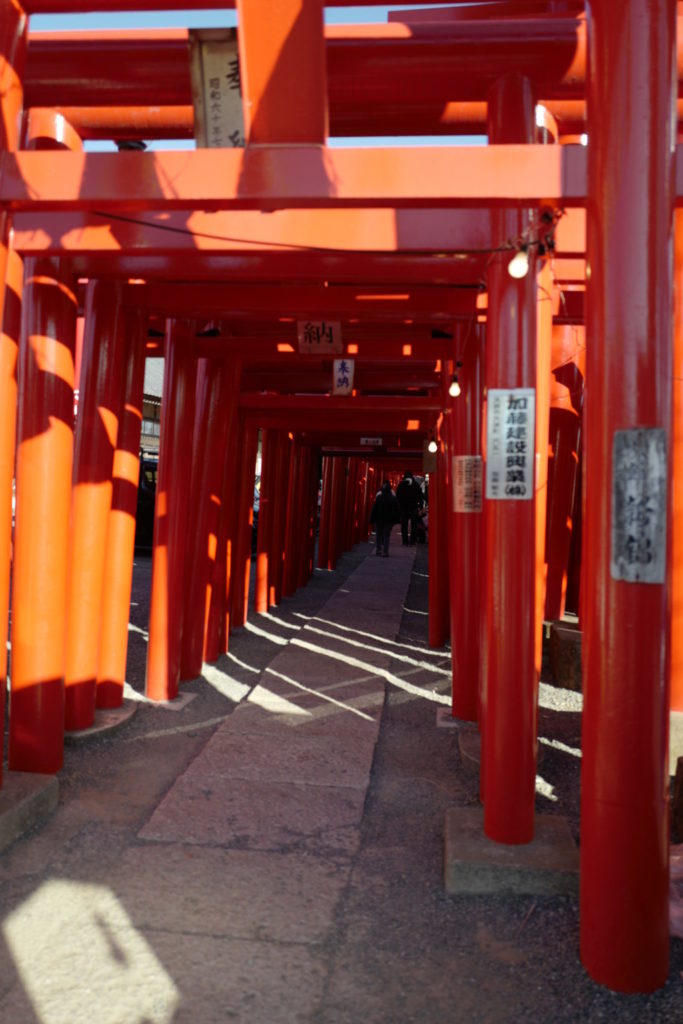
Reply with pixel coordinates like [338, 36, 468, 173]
[332, 358, 354, 395]
[453, 455, 483, 512]
[611, 427, 667, 583]
[190, 30, 245, 148]
[485, 388, 535, 500]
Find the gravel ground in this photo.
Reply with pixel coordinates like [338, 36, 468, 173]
[1, 540, 681, 1022]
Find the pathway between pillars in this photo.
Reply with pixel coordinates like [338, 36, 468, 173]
[1, 540, 681, 1022]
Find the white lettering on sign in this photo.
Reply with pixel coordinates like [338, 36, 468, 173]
[297, 320, 342, 354]
[190, 30, 245, 148]
[485, 388, 535, 500]
[611, 427, 667, 584]
[333, 358, 354, 395]
[453, 455, 483, 512]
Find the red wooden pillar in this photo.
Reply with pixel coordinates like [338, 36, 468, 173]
[672, 214, 683, 712]
[327, 457, 344, 570]
[65, 281, 126, 730]
[146, 321, 197, 701]
[534, 261, 553, 673]
[581, 0, 675, 992]
[317, 455, 332, 569]
[544, 325, 584, 621]
[301, 448, 320, 588]
[205, 359, 242, 660]
[429, 442, 449, 647]
[269, 431, 290, 607]
[10, 259, 77, 772]
[483, 74, 538, 845]
[180, 358, 232, 679]
[449, 326, 484, 721]
[282, 437, 301, 599]
[0, 0, 26, 787]
[255, 428, 275, 613]
[0, 251, 22, 784]
[229, 418, 258, 630]
[96, 312, 146, 708]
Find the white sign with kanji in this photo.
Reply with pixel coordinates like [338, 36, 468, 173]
[190, 30, 245, 149]
[332, 358, 354, 395]
[453, 455, 483, 512]
[485, 388, 535, 500]
[297, 320, 343, 354]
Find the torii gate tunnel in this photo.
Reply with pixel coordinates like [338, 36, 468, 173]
[0, 0, 681, 995]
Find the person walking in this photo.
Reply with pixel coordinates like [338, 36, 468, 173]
[370, 480, 400, 557]
[395, 471, 424, 545]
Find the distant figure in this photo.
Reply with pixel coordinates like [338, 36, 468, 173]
[395, 471, 424, 545]
[370, 480, 400, 557]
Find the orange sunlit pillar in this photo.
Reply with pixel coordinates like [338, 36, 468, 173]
[230, 418, 258, 630]
[96, 313, 146, 709]
[483, 74, 538, 845]
[0, 0, 27, 787]
[534, 261, 553, 674]
[672, 216, 683, 712]
[544, 324, 584, 621]
[146, 321, 197, 701]
[255, 427, 274, 613]
[0, 251, 22, 785]
[65, 281, 126, 730]
[449, 326, 484, 721]
[580, 0, 675, 992]
[10, 259, 77, 773]
[180, 358, 230, 679]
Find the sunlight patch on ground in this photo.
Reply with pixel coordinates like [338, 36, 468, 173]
[302, 623, 450, 678]
[535, 775, 559, 802]
[201, 663, 251, 703]
[538, 682, 583, 713]
[402, 606, 428, 616]
[291, 613, 448, 659]
[225, 651, 261, 674]
[3, 880, 179, 1024]
[264, 667, 376, 720]
[244, 621, 289, 645]
[247, 684, 312, 716]
[539, 736, 582, 758]
[290, 637, 451, 705]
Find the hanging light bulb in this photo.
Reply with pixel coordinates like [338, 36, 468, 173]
[449, 374, 461, 398]
[507, 245, 530, 279]
[428, 435, 438, 454]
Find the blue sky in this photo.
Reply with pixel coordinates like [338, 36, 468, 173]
[30, 6, 485, 150]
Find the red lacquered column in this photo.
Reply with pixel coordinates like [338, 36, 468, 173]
[96, 313, 146, 708]
[671, 214, 683, 712]
[317, 456, 332, 569]
[544, 324, 584, 621]
[282, 438, 301, 599]
[449, 326, 484, 720]
[65, 281, 126, 730]
[230, 418, 258, 629]
[483, 74, 538, 844]
[255, 428, 274, 613]
[533, 261, 553, 674]
[428, 442, 449, 647]
[146, 321, 197, 701]
[269, 431, 290, 607]
[581, 0, 675, 992]
[10, 259, 77, 772]
[0, 251, 22, 784]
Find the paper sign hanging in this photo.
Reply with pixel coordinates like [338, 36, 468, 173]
[485, 388, 535, 500]
[297, 320, 343, 354]
[333, 358, 354, 395]
[611, 427, 667, 584]
[453, 455, 483, 512]
[189, 30, 245, 148]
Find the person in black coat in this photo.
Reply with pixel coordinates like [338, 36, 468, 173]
[370, 480, 401, 557]
[395, 471, 424, 545]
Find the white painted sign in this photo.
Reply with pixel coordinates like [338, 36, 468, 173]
[453, 455, 483, 512]
[611, 427, 667, 584]
[332, 358, 354, 395]
[485, 388, 535, 500]
[297, 320, 343, 354]
[190, 30, 245, 148]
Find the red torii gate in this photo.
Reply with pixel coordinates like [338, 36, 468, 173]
[0, 0, 680, 996]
